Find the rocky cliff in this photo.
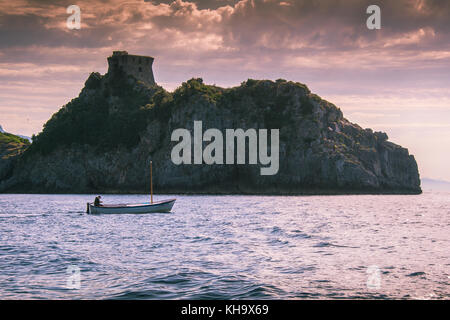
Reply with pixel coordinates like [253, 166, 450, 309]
[0, 70, 421, 194]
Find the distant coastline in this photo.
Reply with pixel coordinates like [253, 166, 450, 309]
[421, 178, 450, 191]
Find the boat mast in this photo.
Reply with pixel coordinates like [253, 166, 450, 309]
[150, 161, 153, 204]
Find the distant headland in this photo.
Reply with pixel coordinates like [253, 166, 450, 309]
[0, 52, 421, 194]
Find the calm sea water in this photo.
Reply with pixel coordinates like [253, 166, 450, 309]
[0, 192, 449, 299]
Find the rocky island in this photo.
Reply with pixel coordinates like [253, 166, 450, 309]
[0, 52, 421, 194]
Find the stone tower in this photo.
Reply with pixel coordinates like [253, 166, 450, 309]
[107, 51, 155, 85]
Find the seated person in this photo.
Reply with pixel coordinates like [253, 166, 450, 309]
[94, 195, 103, 207]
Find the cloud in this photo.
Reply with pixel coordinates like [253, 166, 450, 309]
[1, 0, 449, 80]
[147, 0, 239, 10]
[1, 0, 449, 85]
[2, 0, 449, 55]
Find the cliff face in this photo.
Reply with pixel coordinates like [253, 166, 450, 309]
[0, 72, 421, 194]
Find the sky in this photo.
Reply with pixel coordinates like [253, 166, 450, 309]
[0, 0, 449, 180]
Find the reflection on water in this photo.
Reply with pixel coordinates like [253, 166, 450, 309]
[0, 192, 449, 299]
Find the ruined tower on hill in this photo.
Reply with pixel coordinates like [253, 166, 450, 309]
[107, 51, 155, 85]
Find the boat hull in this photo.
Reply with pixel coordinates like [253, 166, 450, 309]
[87, 199, 176, 214]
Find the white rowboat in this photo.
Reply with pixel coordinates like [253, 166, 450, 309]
[86, 161, 176, 214]
[87, 198, 176, 214]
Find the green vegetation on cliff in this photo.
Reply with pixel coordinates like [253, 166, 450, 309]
[0, 132, 30, 159]
[29, 71, 159, 154]
[0, 131, 30, 182]
[29, 77, 308, 154]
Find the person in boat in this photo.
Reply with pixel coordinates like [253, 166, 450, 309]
[94, 195, 103, 207]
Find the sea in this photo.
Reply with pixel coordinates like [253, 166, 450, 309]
[0, 192, 449, 299]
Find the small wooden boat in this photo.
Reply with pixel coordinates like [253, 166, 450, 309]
[87, 198, 176, 214]
[86, 161, 176, 214]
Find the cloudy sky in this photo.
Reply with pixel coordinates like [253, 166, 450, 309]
[0, 0, 449, 180]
